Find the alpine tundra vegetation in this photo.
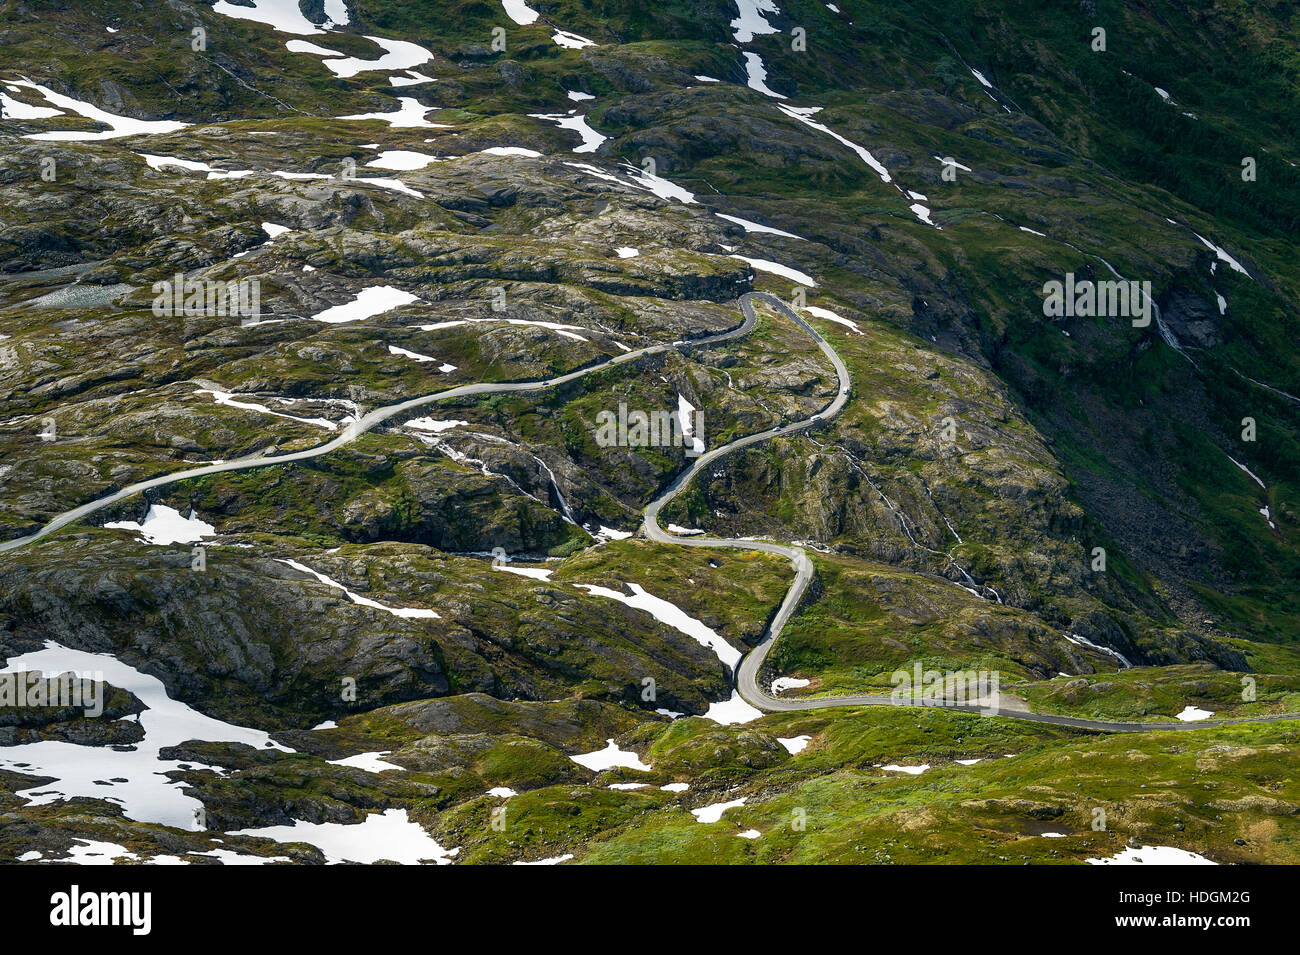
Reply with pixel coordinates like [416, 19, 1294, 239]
[0, 0, 1296, 868]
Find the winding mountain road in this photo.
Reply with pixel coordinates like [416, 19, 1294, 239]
[0, 299, 761, 555]
[643, 295, 1300, 735]
[4, 290, 1296, 735]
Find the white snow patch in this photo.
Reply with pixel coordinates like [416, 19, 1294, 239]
[324, 0, 350, 26]
[779, 105, 892, 183]
[191, 848, 289, 865]
[621, 163, 697, 203]
[661, 782, 689, 792]
[615, 246, 640, 258]
[910, 203, 939, 228]
[881, 763, 930, 775]
[1228, 455, 1266, 489]
[729, 254, 816, 286]
[233, 809, 456, 864]
[552, 31, 596, 49]
[493, 564, 553, 581]
[677, 394, 705, 454]
[529, 112, 606, 153]
[212, 0, 325, 34]
[666, 524, 705, 536]
[316, 37, 434, 79]
[567, 159, 634, 184]
[417, 316, 589, 341]
[405, 417, 467, 433]
[501, 0, 540, 25]
[271, 171, 331, 181]
[731, 0, 781, 42]
[0, 90, 65, 120]
[715, 213, 804, 239]
[777, 735, 811, 754]
[356, 176, 425, 198]
[771, 677, 811, 694]
[804, 304, 861, 334]
[570, 739, 652, 772]
[737, 829, 761, 839]
[479, 146, 543, 158]
[8, 81, 187, 141]
[0, 642, 289, 828]
[1175, 706, 1214, 722]
[691, 797, 747, 823]
[311, 286, 419, 323]
[1086, 845, 1216, 866]
[341, 97, 444, 128]
[487, 787, 517, 798]
[703, 690, 764, 725]
[328, 752, 404, 773]
[513, 853, 573, 865]
[1193, 233, 1252, 279]
[390, 70, 435, 87]
[285, 39, 342, 57]
[742, 52, 786, 100]
[575, 583, 739, 668]
[194, 388, 338, 430]
[366, 149, 442, 170]
[44, 840, 140, 865]
[212, 0, 332, 34]
[387, 344, 455, 371]
[278, 559, 440, 619]
[105, 504, 215, 545]
[934, 154, 972, 172]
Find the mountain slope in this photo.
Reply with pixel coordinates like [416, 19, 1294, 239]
[0, 0, 1296, 865]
